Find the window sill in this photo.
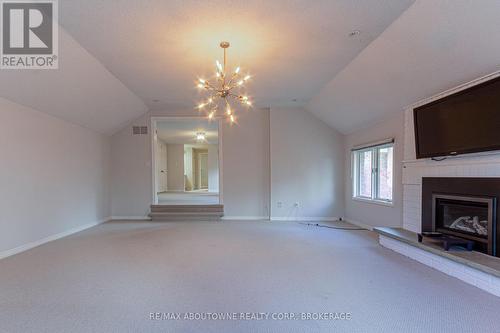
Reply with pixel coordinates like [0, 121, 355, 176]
[352, 197, 394, 207]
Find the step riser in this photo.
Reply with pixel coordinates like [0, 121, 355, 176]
[151, 208, 223, 212]
[151, 206, 223, 214]
[150, 214, 223, 222]
[151, 205, 223, 209]
[150, 204, 224, 221]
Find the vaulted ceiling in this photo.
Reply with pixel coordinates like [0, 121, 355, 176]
[1, 0, 499, 135]
[0, 0, 413, 134]
[307, 0, 500, 133]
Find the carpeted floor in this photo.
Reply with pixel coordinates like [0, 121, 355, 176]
[0, 220, 499, 333]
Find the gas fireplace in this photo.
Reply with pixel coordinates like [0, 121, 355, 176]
[433, 194, 494, 255]
[422, 178, 499, 257]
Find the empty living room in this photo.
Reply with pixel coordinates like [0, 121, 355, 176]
[2, 1, 500, 332]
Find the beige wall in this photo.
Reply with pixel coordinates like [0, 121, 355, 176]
[166, 144, 184, 191]
[0, 97, 110, 254]
[343, 111, 404, 228]
[110, 113, 151, 218]
[270, 107, 344, 220]
[110, 109, 271, 218]
[207, 145, 219, 192]
[221, 109, 270, 218]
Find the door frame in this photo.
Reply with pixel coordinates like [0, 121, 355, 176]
[150, 116, 223, 205]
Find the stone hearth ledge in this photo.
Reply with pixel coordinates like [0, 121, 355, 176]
[374, 227, 500, 297]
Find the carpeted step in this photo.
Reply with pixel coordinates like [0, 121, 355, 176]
[149, 204, 224, 221]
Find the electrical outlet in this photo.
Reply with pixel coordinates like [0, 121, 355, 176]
[294, 202, 300, 208]
[277, 201, 283, 208]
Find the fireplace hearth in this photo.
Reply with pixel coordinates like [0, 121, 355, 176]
[422, 178, 499, 257]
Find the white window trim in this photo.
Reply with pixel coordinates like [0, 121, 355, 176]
[351, 142, 394, 205]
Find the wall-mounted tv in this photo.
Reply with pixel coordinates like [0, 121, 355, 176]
[414, 76, 500, 159]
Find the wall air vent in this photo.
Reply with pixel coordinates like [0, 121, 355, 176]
[132, 126, 148, 135]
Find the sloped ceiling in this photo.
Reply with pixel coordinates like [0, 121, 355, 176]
[57, 0, 414, 113]
[4, 1, 498, 136]
[0, 29, 147, 134]
[307, 0, 500, 134]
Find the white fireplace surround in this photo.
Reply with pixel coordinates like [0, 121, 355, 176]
[402, 71, 500, 233]
[375, 71, 500, 297]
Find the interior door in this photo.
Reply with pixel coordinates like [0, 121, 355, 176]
[160, 143, 168, 192]
[199, 153, 208, 189]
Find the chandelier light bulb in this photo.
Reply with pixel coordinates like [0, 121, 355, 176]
[196, 132, 206, 142]
[195, 41, 254, 123]
[216, 60, 223, 72]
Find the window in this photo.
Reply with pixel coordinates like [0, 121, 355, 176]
[352, 142, 394, 203]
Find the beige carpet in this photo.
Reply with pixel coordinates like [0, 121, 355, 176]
[0, 220, 499, 333]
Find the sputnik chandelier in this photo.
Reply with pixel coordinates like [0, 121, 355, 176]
[196, 41, 252, 123]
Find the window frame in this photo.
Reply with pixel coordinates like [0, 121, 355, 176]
[352, 142, 394, 205]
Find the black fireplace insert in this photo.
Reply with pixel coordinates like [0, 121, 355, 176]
[433, 194, 494, 255]
[422, 178, 499, 257]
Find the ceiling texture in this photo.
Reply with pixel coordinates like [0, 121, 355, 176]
[2, 0, 500, 135]
[308, 0, 500, 134]
[157, 119, 218, 144]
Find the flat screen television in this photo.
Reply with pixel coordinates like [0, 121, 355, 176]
[414, 76, 500, 159]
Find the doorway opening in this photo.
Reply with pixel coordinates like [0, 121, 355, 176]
[151, 117, 221, 205]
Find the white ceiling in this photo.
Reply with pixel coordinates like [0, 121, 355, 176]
[307, 0, 500, 134]
[0, 29, 147, 134]
[157, 119, 218, 144]
[3, 0, 498, 136]
[57, 0, 414, 112]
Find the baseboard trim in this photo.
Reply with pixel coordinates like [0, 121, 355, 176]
[270, 217, 339, 222]
[110, 216, 152, 221]
[342, 218, 374, 231]
[221, 216, 270, 221]
[0, 218, 110, 260]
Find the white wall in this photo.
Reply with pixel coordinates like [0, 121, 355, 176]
[0, 97, 110, 255]
[207, 144, 219, 193]
[166, 144, 184, 191]
[270, 107, 344, 220]
[343, 112, 404, 229]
